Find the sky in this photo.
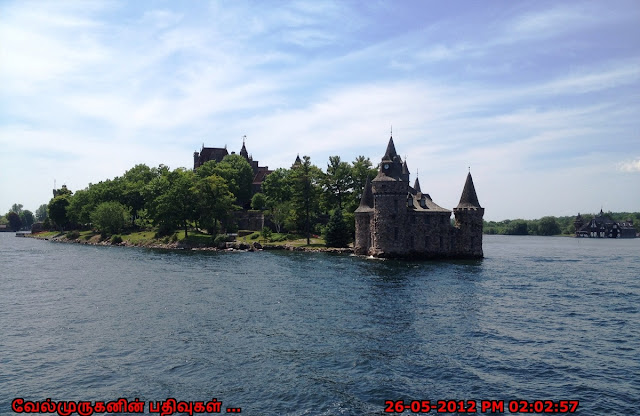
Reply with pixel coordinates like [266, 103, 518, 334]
[1, 0, 639, 221]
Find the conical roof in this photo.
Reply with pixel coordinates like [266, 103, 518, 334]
[382, 136, 397, 161]
[413, 177, 421, 193]
[456, 172, 481, 209]
[355, 177, 374, 212]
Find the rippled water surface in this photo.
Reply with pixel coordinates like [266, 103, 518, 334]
[1, 233, 638, 415]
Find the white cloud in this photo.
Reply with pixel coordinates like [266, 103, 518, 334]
[618, 159, 640, 173]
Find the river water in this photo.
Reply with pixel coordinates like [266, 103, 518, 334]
[1, 233, 638, 415]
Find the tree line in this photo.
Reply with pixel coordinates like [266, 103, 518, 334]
[26, 153, 377, 246]
[484, 212, 640, 236]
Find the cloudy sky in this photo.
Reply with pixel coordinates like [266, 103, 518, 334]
[1, 0, 639, 221]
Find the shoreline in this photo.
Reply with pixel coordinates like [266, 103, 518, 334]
[26, 232, 354, 254]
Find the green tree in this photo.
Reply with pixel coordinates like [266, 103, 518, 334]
[10, 203, 23, 215]
[261, 226, 272, 242]
[7, 211, 22, 231]
[21, 210, 34, 229]
[145, 168, 197, 237]
[505, 220, 528, 235]
[122, 164, 156, 225]
[290, 156, 322, 245]
[251, 192, 266, 210]
[323, 155, 352, 211]
[196, 156, 254, 206]
[91, 201, 129, 235]
[48, 195, 71, 231]
[193, 174, 235, 236]
[538, 216, 561, 236]
[35, 204, 48, 221]
[324, 209, 350, 247]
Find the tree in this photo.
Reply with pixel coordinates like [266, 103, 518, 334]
[21, 210, 34, 229]
[48, 195, 71, 231]
[323, 155, 352, 211]
[122, 164, 156, 225]
[145, 168, 197, 237]
[505, 220, 528, 235]
[91, 201, 129, 235]
[324, 209, 350, 247]
[261, 226, 272, 242]
[196, 155, 254, 206]
[7, 211, 22, 231]
[251, 193, 266, 210]
[10, 203, 23, 215]
[538, 216, 561, 236]
[193, 174, 235, 236]
[36, 204, 48, 221]
[290, 156, 322, 245]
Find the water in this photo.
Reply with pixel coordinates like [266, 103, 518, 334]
[1, 233, 638, 415]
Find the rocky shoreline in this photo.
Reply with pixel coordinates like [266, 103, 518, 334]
[28, 233, 354, 254]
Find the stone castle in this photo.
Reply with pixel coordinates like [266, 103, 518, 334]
[355, 136, 484, 259]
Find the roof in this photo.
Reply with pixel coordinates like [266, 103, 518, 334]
[355, 177, 374, 212]
[382, 136, 398, 161]
[407, 191, 451, 213]
[413, 177, 421, 193]
[199, 147, 228, 163]
[455, 172, 481, 209]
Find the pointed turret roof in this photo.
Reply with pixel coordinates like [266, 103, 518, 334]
[355, 177, 374, 212]
[240, 136, 249, 159]
[413, 177, 421, 193]
[382, 136, 398, 161]
[402, 160, 409, 175]
[456, 172, 481, 209]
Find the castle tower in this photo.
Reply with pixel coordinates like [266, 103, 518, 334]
[453, 172, 484, 258]
[354, 177, 374, 255]
[574, 213, 584, 236]
[240, 135, 249, 159]
[370, 136, 409, 256]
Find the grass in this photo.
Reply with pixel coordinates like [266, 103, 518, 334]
[32, 227, 330, 247]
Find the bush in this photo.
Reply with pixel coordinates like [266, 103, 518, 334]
[66, 230, 80, 240]
[170, 233, 178, 243]
[111, 235, 123, 244]
[249, 232, 260, 240]
[91, 201, 129, 235]
[214, 234, 228, 248]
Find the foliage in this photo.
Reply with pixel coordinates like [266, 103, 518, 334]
[111, 235, 123, 244]
[193, 173, 235, 235]
[36, 204, 48, 221]
[251, 192, 266, 210]
[289, 156, 323, 244]
[537, 216, 561, 236]
[213, 234, 229, 248]
[66, 230, 80, 240]
[144, 168, 197, 237]
[7, 211, 22, 231]
[91, 201, 130, 235]
[196, 155, 253, 206]
[324, 209, 351, 248]
[261, 226, 272, 241]
[48, 195, 71, 231]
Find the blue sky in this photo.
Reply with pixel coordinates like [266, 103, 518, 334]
[1, 0, 639, 221]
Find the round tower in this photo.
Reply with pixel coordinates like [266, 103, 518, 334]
[453, 172, 484, 258]
[370, 136, 409, 257]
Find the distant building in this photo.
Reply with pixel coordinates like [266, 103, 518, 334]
[193, 136, 272, 194]
[574, 210, 637, 238]
[354, 136, 484, 259]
